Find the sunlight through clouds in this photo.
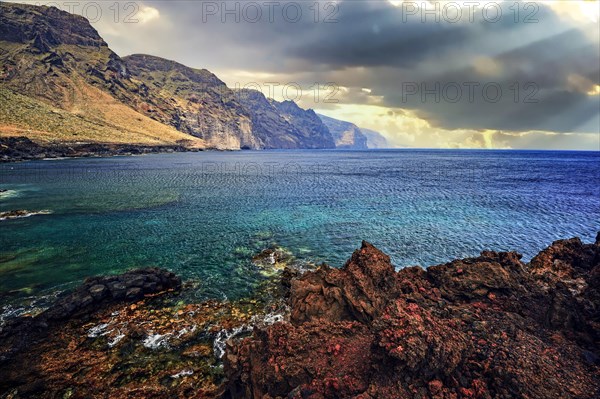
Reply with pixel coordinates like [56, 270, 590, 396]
[136, 5, 160, 24]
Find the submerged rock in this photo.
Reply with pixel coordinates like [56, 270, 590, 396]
[0, 209, 51, 220]
[225, 236, 600, 399]
[0, 268, 181, 361]
[252, 246, 296, 276]
[44, 268, 182, 320]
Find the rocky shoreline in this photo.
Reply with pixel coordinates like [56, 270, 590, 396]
[1, 234, 599, 398]
[0, 137, 201, 163]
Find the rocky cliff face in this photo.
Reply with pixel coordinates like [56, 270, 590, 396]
[0, 2, 247, 149]
[235, 89, 335, 149]
[234, 89, 302, 149]
[272, 101, 336, 149]
[0, 3, 204, 147]
[318, 114, 368, 149]
[225, 235, 600, 398]
[0, 3, 338, 152]
[0, 3, 127, 106]
[361, 128, 389, 149]
[123, 54, 258, 150]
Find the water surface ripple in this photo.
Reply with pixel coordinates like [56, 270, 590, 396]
[1, 149, 598, 306]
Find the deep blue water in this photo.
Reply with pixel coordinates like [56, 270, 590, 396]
[1, 149, 599, 313]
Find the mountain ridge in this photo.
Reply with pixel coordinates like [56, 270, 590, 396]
[0, 2, 338, 155]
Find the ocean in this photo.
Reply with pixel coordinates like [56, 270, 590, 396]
[1, 149, 599, 315]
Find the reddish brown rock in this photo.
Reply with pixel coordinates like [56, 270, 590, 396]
[427, 251, 529, 301]
[528, 237, 600, 353]
[2, 236, 599, 398]
[225, 236, 600, 399]
[226, 320, 374, 399]
[289, 241, 397, 324]
[529, 237, 598, 284]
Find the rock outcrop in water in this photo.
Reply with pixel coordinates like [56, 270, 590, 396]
[224, 236, 600, 399]
[45, 268, 182, 320]
[0, 209, 52, 221]
[0, 236, 599, 398]
[0, 268, 181, 360]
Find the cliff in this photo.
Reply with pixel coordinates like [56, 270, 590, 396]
[0, 3, 203, 148]
[236, 89, 336, 149]
[318, 114, 368, 149]
[361, 128, 389, 149]
[123, 54, 257, 150]
[0, 3, 339, 154]
[272, 101, 336, 149]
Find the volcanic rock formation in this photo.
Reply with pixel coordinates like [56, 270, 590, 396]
[224, 236, 600, 398]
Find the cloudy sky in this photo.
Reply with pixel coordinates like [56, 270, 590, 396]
[18, 0, 600, 149]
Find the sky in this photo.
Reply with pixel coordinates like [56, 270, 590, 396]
[13, 0, 600, 149]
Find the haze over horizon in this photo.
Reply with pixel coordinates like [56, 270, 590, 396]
[7, 0, 600, 150]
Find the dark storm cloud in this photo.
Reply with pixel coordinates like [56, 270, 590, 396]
[286, 1, 471, 69]
[378, 28, 600, 132]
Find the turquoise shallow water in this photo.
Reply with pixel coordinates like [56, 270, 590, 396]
[1, 149, 599, 310]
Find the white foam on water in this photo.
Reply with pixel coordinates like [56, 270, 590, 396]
[87, 323, 110, 338]
[0, 190, 19, 200]
[0, 305, 25, 326]
[171, 369, 194, 379]
[213, 325, 253, 359]
[108, 331, 126, 347]
[175, 324, 197, 339]
[252, 312, 286, 326]
[143, 333, 172, 350]
[212, 311, 287, 359]
[0, 290, 65, 327]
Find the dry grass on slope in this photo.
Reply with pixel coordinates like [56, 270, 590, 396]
[0, 84, 205, 148]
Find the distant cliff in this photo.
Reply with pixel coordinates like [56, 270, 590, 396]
[236, 89, 335, 149]
[361, 128, 389, 148]
[0, 3, 337, 153]
[273, 101, 335, 149]
[318, 114, 368, 149]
